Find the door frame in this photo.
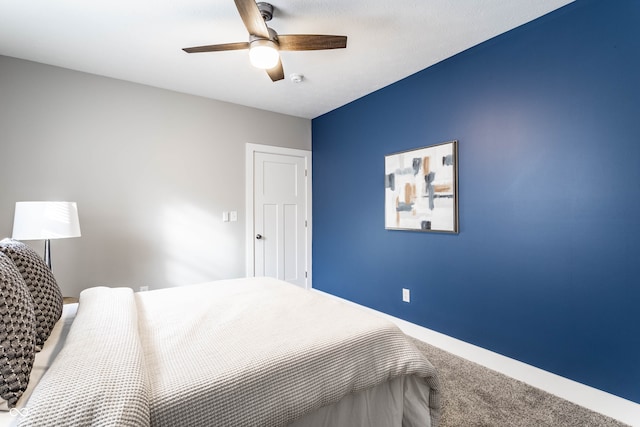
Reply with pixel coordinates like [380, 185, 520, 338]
[245, 143, 312, 288]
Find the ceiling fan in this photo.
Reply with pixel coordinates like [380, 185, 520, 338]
[182, 0, 347, 82]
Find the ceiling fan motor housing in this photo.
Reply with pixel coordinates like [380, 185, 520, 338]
[250, 28, 279, 43]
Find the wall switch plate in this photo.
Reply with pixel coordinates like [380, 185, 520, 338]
[222, 211, 230, 222]
[402, 288, 410, 303]
[139, 286, 149, 292]
[230, 211, 238, 222]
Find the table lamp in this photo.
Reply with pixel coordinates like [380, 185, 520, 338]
[12, 201, 81, 270]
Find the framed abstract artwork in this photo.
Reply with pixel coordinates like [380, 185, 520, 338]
[385, 140, 459, 233]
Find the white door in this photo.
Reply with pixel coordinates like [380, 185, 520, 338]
[246, 144, 311, 288]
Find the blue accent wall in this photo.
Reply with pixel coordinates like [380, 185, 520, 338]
[312, 0, 640, 403]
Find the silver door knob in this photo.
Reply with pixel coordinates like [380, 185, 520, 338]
[256, 234, 263, 240]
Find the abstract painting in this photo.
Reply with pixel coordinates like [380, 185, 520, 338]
[385, 140, 458, 233]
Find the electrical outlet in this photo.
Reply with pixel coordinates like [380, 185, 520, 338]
[402, 288, 410, 303]
[139, 286, 149, 292]
[230, 211, 238, 222]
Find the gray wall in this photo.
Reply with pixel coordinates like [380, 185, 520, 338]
[0, 55, 311, 297]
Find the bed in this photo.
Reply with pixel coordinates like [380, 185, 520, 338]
[0, 240, 440, 427]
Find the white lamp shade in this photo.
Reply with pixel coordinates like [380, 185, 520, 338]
[12, 201, 81, 240]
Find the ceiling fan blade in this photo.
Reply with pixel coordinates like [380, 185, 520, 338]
[277, 35, 347, 51]
[183, 42, 249, 53]
[234, 0, 270, 39]
[266, 59, 284, 82]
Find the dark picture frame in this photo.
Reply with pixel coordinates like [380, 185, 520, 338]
[385, 140, 459, 233]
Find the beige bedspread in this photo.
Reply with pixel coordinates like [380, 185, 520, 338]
[18, 277, 440, 427]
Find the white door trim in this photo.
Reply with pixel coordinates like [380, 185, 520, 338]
[245, 143, 312, 288]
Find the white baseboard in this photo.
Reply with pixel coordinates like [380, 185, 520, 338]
[312, 289, 640, 427]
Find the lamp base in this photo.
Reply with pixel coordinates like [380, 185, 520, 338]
[44, 239, 51, 270]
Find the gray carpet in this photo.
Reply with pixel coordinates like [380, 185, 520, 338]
[410, 338, 630, 427]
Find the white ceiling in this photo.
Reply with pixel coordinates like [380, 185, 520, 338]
[0, 0, 573, 119]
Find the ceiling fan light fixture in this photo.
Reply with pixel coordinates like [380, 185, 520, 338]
[249, 39, 279, 69]
[181, 0, 348, 83]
